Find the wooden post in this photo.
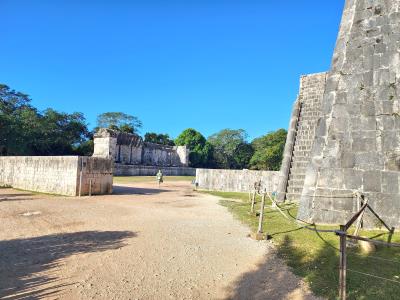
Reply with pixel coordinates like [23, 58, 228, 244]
[257, 193, 266, 234]
[251, 192, 256, 213]
[79, 158, 83, 197]
[89, 179, 92, 197]
[339, 225, 347, 300]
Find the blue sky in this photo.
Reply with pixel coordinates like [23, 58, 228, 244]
[1, 0, 345, 140]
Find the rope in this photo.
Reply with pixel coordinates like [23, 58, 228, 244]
[347, 269, 400, 284]
[262, 193, 338, 233]
[302, 225, 338, 233]
[350, 253, 400, 264]
[302, 194, 356, 199]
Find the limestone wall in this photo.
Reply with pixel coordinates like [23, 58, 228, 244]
[0, 156, 113, 196]
[142, 143, 188, 167]
[94, 128, 189, 167]
[298, 0, 400, 227]
[78, 157, 114, 196]
[115, 164, 195, 176]
[92, 136, 117, 159]
[196, 169, 280, 193]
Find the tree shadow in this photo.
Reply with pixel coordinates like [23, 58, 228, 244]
[0, 193, 34, 198]
[0, 230, 136, 299]
[112, 185, 170, 195]
[223, 240, 322, 300]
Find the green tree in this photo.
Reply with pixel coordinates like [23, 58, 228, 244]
[0, 84, 38, 154]
[175, 128, 212, 167]
[32, 109, 89, 155]
[249, 128, 287, 171]
[144, 132, 175, 146]
[207, 129, 253, 169]
[96, 112, 142, 134]
[0, 84, 91, 155]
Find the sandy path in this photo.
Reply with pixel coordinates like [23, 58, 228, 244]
[0, 182, 321, 300]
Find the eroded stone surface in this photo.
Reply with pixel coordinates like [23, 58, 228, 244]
[298, 0, 400, 227]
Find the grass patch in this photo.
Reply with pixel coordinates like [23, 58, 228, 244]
[114, 176, 195, 184]
[203, 191, 400, 300]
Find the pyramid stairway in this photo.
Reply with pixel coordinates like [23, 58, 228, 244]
[284, 73, 327, 202]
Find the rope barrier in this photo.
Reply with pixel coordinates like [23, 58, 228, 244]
[350, 253, 400, 264]
[249, 186, 400, 297]
[347, 269, 400, 284]
[262, 193, 338, 233]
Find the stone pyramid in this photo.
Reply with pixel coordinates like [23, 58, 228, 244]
[283, 0, 400, 227]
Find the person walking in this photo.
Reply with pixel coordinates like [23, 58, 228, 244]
[156, 170, 163, 187]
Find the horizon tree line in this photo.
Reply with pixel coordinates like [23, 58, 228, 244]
[0, 83, 286, 171]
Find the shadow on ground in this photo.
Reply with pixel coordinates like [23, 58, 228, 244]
[112, 185, 170, 195]
[0, 193, 34, 198]
[223, 245, 320, 300]
[0, 230, 136, 300]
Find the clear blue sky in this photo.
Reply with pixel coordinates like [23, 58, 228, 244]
[1, 0, 345, 140]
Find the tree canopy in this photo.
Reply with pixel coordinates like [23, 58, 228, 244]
[96, 112, 142, 134]
[249, 128, 287, 171]
[207, 129, 254, 169]
[0, 84, 90, 156]
[1, 84, 288, 170]
[175, 128, 212, 168]
[144, 132, 175, 146]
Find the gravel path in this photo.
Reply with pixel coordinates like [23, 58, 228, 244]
[0, 181, 321, 299]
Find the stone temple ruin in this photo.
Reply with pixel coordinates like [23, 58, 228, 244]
[93, 128, 195, 176]
[277, 0, 400, 227]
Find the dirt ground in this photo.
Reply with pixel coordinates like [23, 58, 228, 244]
[0, 181, 321, 300]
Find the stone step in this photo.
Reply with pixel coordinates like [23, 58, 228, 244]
[294, 135, 315, 141]
[300, 112, 319, 118]
[291, 155, 310, 161]
[290, 162, 308, 170]
[289, 173, 306, 181]
[287, 178, 305, 188]
[286, 186, 304, 194]
[285, 193, 301, 202]
[293, 140, 314, 146]
[292, 150, 310, 157]
[294, 145, 312, 151]
[296, 127, 315, 132]
[295, 135, 314, 139]
[299, 117, 318, 121]
[291, 160, 309, 167]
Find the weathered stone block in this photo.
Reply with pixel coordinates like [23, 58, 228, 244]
[381, 172, 399, 194]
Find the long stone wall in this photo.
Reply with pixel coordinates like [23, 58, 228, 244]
[0, 156, 113, 196]
[196, 169, 280, 193]
[115, 164, 196, 176]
